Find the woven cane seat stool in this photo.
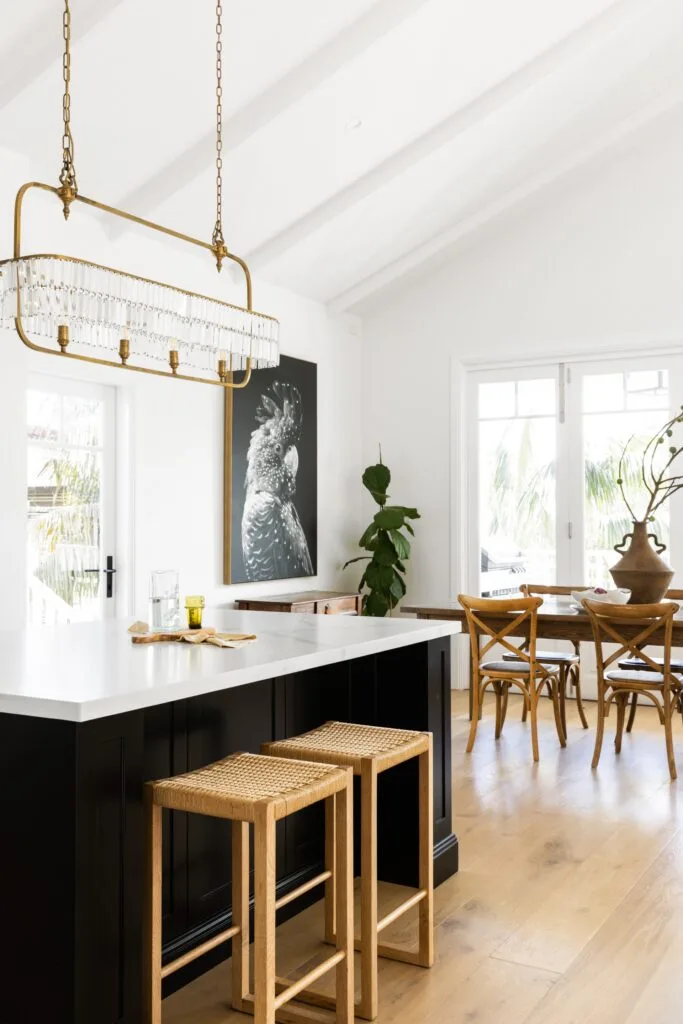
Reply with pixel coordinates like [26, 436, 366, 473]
[144, 752, 354, 1024]
[264, 722, 434, 1021]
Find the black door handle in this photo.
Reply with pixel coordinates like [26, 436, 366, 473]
[84, 556, 117, 598]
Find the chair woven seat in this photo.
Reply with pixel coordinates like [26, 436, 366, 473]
[606, 669, 683, 687]
[502, 649, 579, 665]
[618, 655, 683, 673]
[482, 659, 558, 674]
[265, 721, 429, 773]
[150, 751, 347, 822]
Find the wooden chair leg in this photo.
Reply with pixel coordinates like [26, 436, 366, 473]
[335, 786, 354, 1024]
[466, 676, 484, 753]
[324, 795, 336, 945]
[521, 692, 529, 723]
[572, 664, 590, 730]
[626, 692, 638, 734]
[254, 803, 276, 1024]
[499, 684, 510, 731]
[559, 664, 568, 740]
[592, 691, 607, 770]
[358, 758, 378, 1021]
[550, 677, 567, 748]
[144, 792, 162, 1024]
[615, 694, 627, 754]
[494, 682, 503, 740]
[231, 820, 249, 1012]
[418, 742, 434, 968]
[664, 697, 678, 781]
[529, 686, 540, 763]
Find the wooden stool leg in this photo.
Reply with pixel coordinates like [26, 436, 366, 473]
[254, 802, 276, 1024]
[358, 758, 378, 1021]
[232, 820, 250, 1012]
[335, 784, 354, 1024]
[324, 794, 336, 945]
[418, 742, 434, 968]
[144, 791, 162, 1024]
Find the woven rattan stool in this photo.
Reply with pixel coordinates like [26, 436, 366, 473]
[144, 752, 354, 1024]
[264, 722, 434, 1021]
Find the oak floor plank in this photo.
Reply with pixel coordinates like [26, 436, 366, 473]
[522, 832, 683, 1024]
[491, 821, 673, 974]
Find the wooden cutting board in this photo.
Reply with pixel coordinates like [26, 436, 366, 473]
[130, 627, 217, 644]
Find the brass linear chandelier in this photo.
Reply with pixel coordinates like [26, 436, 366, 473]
[0, 0, 279, 388]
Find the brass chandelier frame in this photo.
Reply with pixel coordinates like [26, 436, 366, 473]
[1, 0, 277, 389]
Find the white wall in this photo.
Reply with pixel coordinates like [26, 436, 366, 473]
[0, 148, 363, 628]
[361, 106, 683, 616]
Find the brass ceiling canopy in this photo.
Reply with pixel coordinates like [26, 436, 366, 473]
[0, 0, 279, 387]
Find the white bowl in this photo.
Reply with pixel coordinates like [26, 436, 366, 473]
[571, 587, 631, 609]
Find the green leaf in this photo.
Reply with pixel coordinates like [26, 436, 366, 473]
[358, 521, 379, 548]
[389, 571, 406, 601]
[404, 522, 414, 536]
[362, 463, 391, 505]
[374, 533, 397, 565]
[374, 507, 405, 529]
[395, 560, 406, 573]
[392, 506, 420, 520]
[365, 563, 394, 590]
[389, 529, 410, 560]
[364, 591, 390, 617]
[342, 555, 370, 570]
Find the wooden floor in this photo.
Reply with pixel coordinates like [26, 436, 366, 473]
[165, 692, 683, 1024]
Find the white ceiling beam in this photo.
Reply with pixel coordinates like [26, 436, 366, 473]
[0, 0, 124, 112]
[246, 0, 661, 273]
[329, 88, 683, 312]
[109, 0, 431, 235]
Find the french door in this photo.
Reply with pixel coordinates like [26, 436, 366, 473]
[26, 373, 117, 624]
[470, 355, 683, 598]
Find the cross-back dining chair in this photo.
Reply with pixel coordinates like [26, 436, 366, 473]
[502, 584, 588, 734]
[616, 589, 683, 733]
[459, 594, 566, 763]
[583, 598, 682, 780]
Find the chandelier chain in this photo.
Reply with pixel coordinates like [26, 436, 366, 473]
[60, 0, 78, 192]
[212, 0, 225, 254]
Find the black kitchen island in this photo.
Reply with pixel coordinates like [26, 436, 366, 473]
[0, 611, 458, 1024]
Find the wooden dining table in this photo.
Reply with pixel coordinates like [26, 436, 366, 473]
[403, 597, 683, 720]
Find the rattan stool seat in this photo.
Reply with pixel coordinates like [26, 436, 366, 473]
[150, 751, 347, 822]
[265, 721, 430, 773]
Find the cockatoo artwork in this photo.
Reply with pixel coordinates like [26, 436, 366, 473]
[241, 381, 313, 581]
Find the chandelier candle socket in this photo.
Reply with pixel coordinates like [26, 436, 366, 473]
[0, 1, 280, 389]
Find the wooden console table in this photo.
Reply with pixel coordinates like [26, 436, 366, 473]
[235, 590, 361, 615]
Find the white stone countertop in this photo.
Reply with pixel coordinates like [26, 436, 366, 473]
[0, 609, 458, 722]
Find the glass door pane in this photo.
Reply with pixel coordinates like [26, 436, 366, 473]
[581, 368, 670, 588]
[26, 377, 116, 624]
[477, 375, 557, 596]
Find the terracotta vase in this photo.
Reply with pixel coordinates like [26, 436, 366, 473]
[609, 520, 673, 604]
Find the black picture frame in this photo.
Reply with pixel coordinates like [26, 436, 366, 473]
[224, 354, 318, 584]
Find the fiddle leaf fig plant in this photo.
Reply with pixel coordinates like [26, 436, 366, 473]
[343, 454, 420, 616]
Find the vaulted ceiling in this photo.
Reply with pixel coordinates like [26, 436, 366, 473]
[2, 0, 683, 314]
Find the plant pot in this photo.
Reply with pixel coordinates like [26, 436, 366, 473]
[609, 520, 673, 604]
